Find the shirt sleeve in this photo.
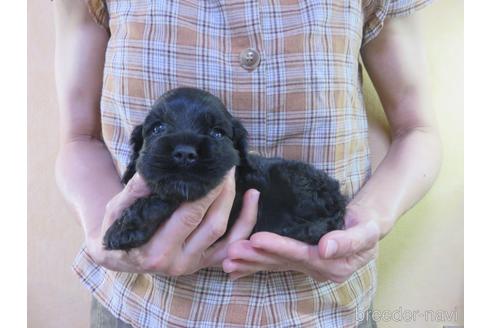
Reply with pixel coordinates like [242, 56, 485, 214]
[85, 0, 109, 33]
[362, 0, 433, 47]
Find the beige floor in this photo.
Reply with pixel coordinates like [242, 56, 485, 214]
[28, 1, 463, 327]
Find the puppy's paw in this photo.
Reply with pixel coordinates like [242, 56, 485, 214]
[103, 210, 150, 251]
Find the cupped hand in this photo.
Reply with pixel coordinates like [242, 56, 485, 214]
[222, 205, 381, 283]
[86, 168, 261, 276]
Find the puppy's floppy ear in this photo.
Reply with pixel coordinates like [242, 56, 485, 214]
[122, 124, 144, 184]
[232, 118, 250, 165]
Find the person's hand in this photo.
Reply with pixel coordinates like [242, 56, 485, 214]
[86, 168, 261, 276]
[222, 205, 381, 282]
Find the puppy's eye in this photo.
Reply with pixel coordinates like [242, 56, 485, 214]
[152, 123, 166, 135]
[210, 128, 225, 139]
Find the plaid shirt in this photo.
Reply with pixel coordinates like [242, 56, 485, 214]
[75, 0, 432, 326]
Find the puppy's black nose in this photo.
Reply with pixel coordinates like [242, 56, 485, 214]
[172, 145, 198, 165]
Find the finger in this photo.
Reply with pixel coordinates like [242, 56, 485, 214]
[226, 240, 280, 264]
[229, 271, 256, 281]
[249, 232, 315, 263]
[200, 189, 260, 266]
[151, 168, 235, 247]
[346, 246, 379, 270]
[318, 220, 380, 259]
[225, 189, 260, 242]
[102, 173, 151, 230]
[325, 247, 379, 283]
[223, 259, 276, 275]
[117, 173, 152, 208]
[183, 173, 237, 254]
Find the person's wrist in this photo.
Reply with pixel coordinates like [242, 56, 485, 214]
[83, 225, 98, 241]
[82, 217, 103, 242]
[84, 234, 107, 265]
[345, 202, 395, 240]
[81, 215, 105, 255]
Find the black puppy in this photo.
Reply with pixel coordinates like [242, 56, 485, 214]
[104, 87, 345, 251]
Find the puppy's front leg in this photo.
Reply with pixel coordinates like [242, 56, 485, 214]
[103, 195, 178, 251]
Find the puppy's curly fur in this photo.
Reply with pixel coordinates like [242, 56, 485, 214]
[104, 87, 346, 251]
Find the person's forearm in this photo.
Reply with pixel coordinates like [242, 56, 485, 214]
[55, 138, 123, 239]
[349, 126, 442, 238]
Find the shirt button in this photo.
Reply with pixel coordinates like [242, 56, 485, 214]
[239, 48, 261, 71]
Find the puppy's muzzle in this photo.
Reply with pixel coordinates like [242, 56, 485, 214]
[172, 145, 198, 166]
[151, 132, 205, 168]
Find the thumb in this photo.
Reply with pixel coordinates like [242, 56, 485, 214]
[117, 173, 151, 207]
[318, 220, 380, 259]
[102, 173, 151, 231]
[226, 189, 260, 242]
[202, 189, 259, 266]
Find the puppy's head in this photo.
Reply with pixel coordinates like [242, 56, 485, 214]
[122, 87, 249, 201]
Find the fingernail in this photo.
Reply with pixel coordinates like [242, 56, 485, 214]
[223, 260, 234, 273]
[365, 221, 380, 235]
[250, 189, 260, 201]
[249, 234, 261, 248]
[324, 240, 338, 258]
